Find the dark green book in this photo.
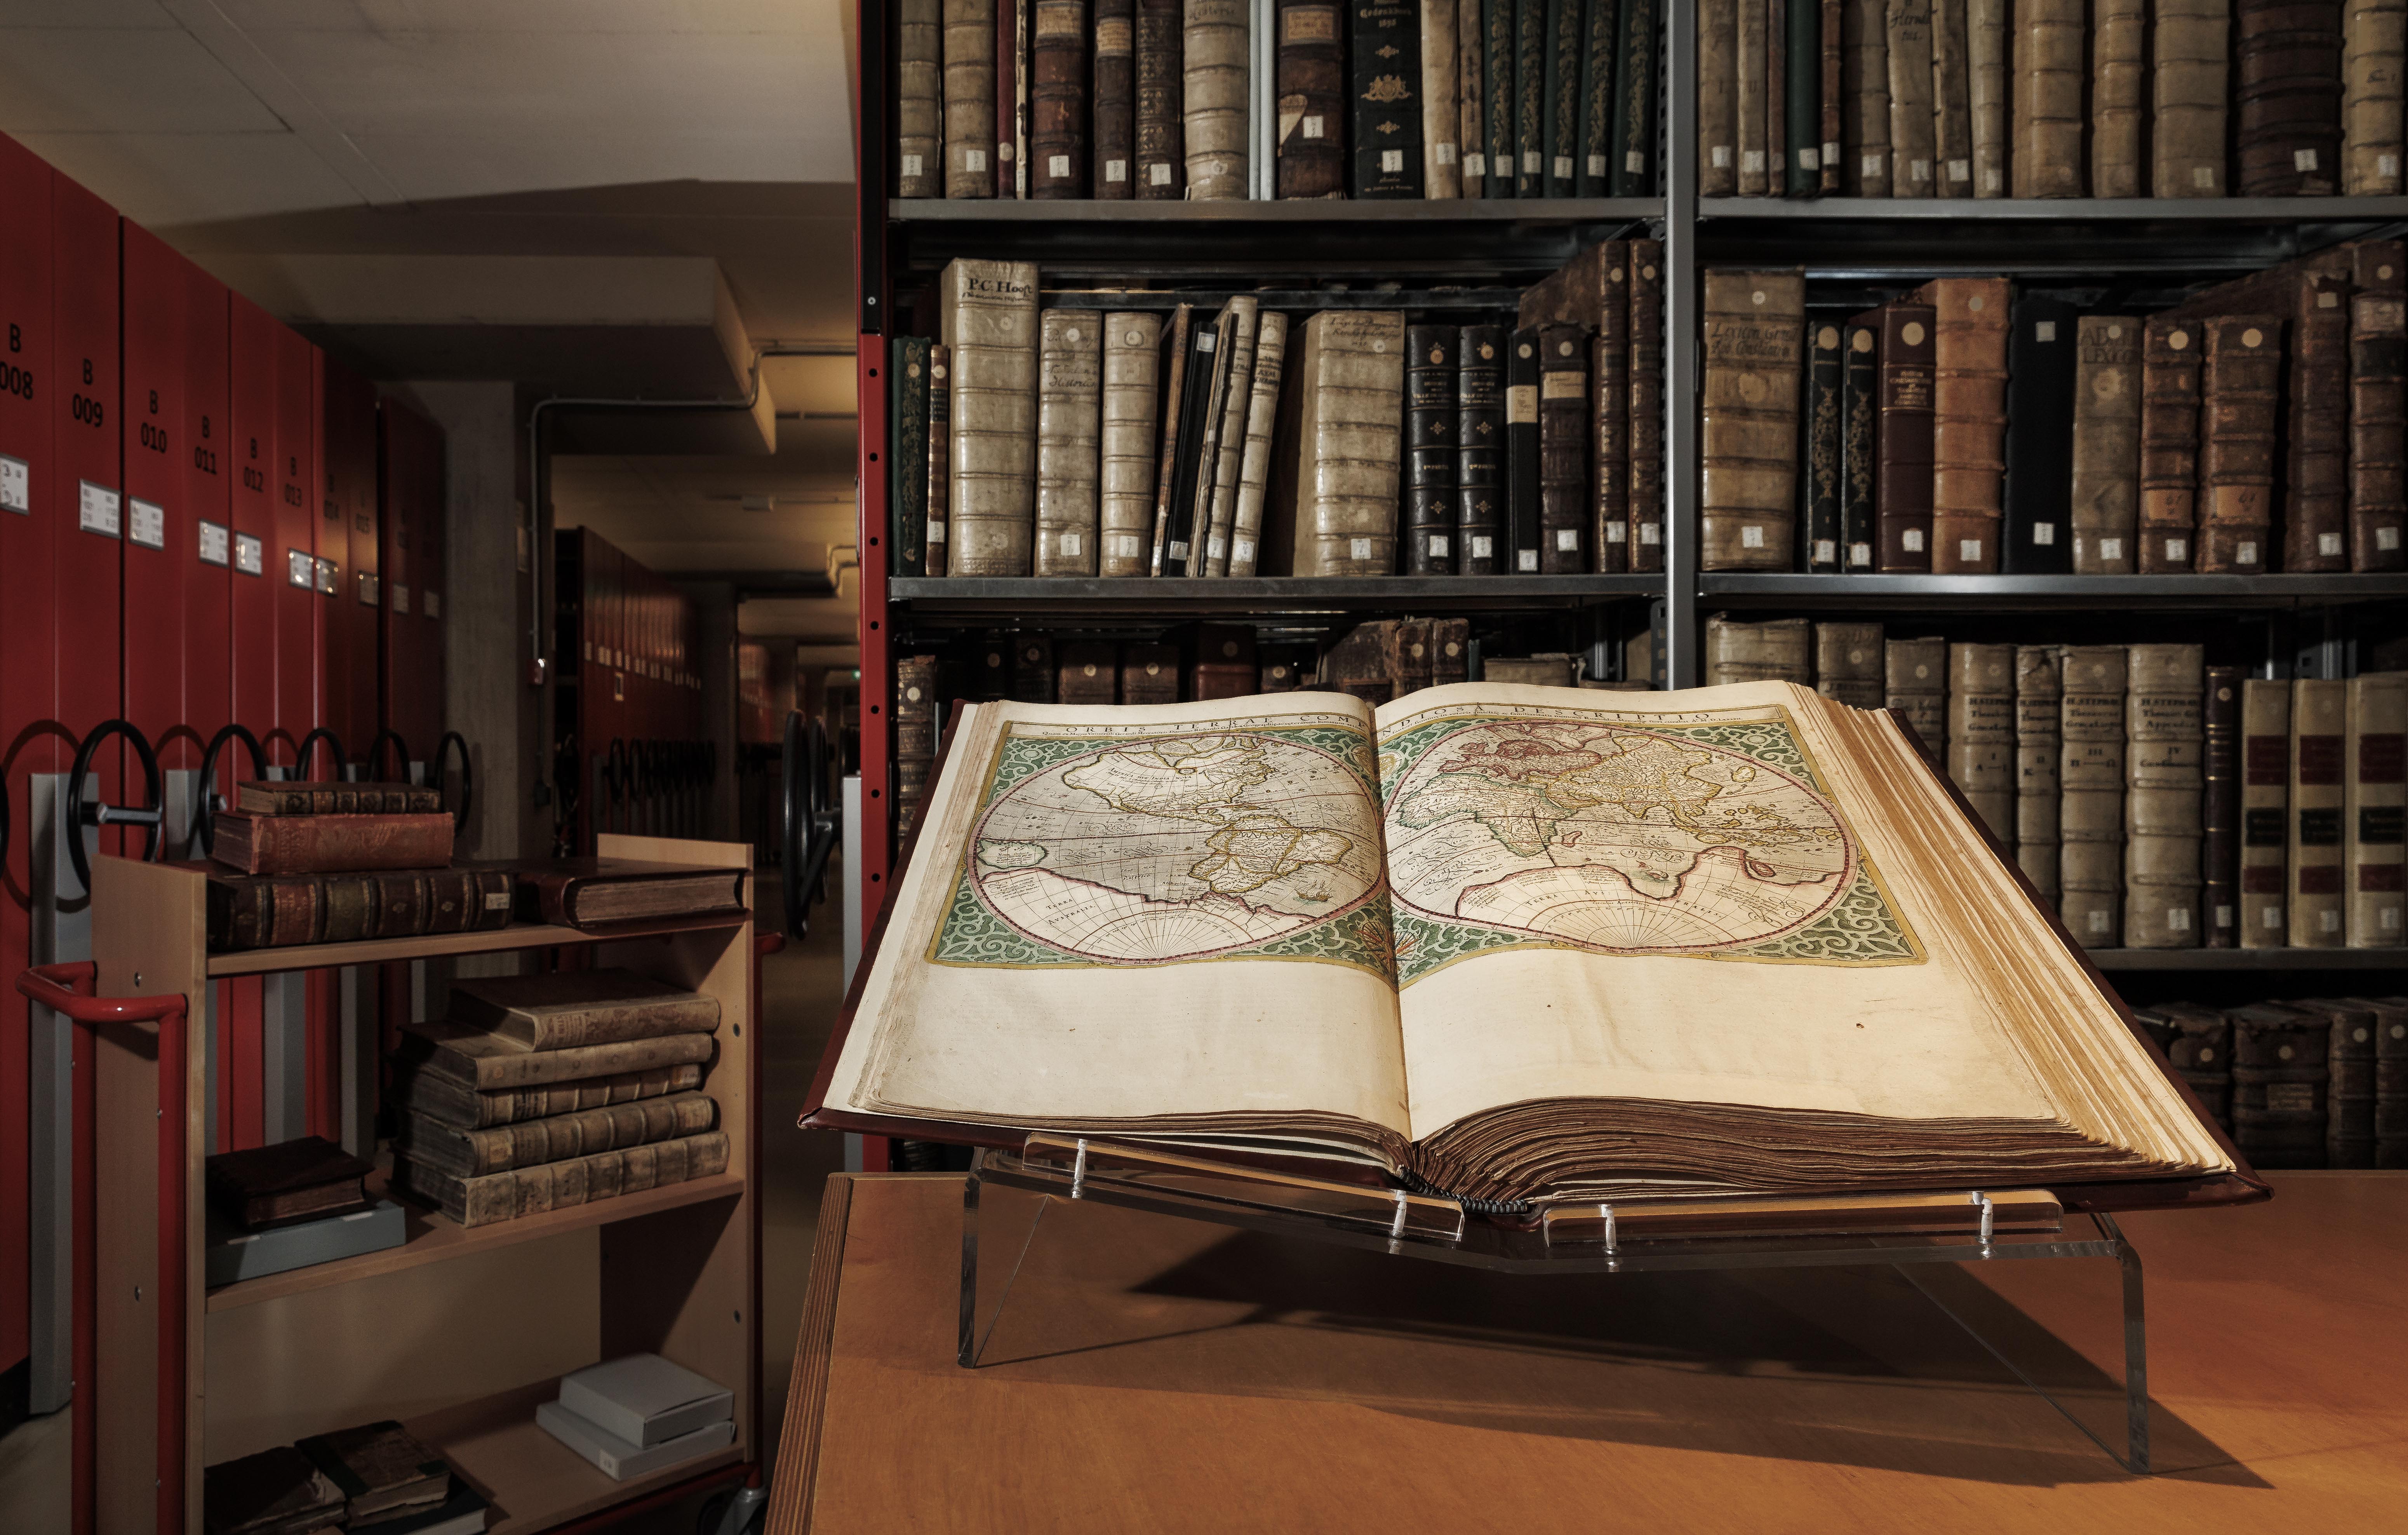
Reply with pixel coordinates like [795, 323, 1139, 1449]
[1802, 319, 1842, 569]
[1575, 0, 1621, 195]
[1608, 0, 1656, 195]
[890, 336, 931, 577]
[1514, 0, 1545, 195]
[1350, 0, 1424, 196]
[1542, 0, 1583, 195]
[1784, 0, 1820, 194]
[1839, 321, 1878, 571]
[1484, 0, 1519, 197]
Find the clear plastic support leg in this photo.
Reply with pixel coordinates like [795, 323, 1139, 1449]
[957, 1171, 1055, 1369]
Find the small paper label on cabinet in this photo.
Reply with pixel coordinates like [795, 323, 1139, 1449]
[199, 519, 231, 566]
[79, 480, 120, 537]
[233, 532, 264, 576]
[393, 582, 411, 614]
[288, 548, 314, 587]
[0, 454, 26, 513]
[128, 498, 165, 549]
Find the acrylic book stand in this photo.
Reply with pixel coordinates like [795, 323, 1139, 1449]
[959, 1134, 2153, 1473]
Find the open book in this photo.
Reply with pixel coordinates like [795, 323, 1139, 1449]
[807, 683, 2255, 1209]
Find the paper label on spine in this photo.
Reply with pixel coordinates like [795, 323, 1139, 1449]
[1555, 527, 1579, 551]
[0, 454, 25, 513]
[1427, 533, 1449, 557]
[2236, 540, 2257, 563]
[2194, 166, 2215, 187]
[1799, 148, 1820, 170]
[1104, 159, 1127, 181]
[1472, 535, 1494, 557]
[1741, 151, 1764, 175]
[928, 519, 946, 544]
[1301, 116, 1324, 139]
[1540, 371, 1585, 400]
[2032, 521, 2056, 545]
[1436, 143, 1457, 165]
[2295, 149, 2319, 171]
[1465, 152, 1486, 176]
[966, 149, 987, 172]
[1740, 524, 1765, 549]
[1506, 384, 1537, 422]
[2166, 538, 2187, 561]
[1587, 154, 1606, 176]
[1946, 159, 1969, 183]
[1863, 153, 1883, 176]
[1639, 522, 1661, 544]
[1059, 531, 1084, 556]
[233, 532, 264, 576]
[1624, 150, 1644, 173]
[1282, 5, 1336, 40]
[1233, 536, 1254, 561]
[1848, 540, 1872, 566]
[128, 498, 165, 549]
[1959, 538, 1981, 561]
[2379, 525, 2400, 551]
[1150, 162, 1172, 185]
[1813, 538, 1836, 564]
[2319, 531, 2343, 556]
[1712, 145, 1732, 169]
[1048, 155, 1070, 178]
[2100, 537, 2123, 559]
[79, 480, 120, 537]
[1902, 529, 1925, 552]
[1349, 537, 1374, 561]
[1909, 159, 1931, 182]
[1553, 155, 1572, 178]
[1523, 151, 1540, 173]
[1381, 150, 1404, 172]
[901, 154, 923, 178]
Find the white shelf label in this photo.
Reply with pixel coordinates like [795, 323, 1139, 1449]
[288, 548, 315, 587]
[234, 532, 265, 576]
[129, 498, 166, 549]
[79, 480, 121, 537]
[0, 453, 26, 513]
[198, 519, 231, 566]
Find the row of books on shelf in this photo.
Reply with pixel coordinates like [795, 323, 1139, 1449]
[1703, 0, 2408, 201]
[897, 0, 1662, 201]
[1705, 618, 2407, 949]
[1705, 239, 2407, 574]
[2139, 995, 2408, 1169]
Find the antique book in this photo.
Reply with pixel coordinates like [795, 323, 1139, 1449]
[1706, 616, 1813, 686]
[450, 970, 718, 1052]
[1100, 313, 1163, 576]
[2377, 995, 2408, 1165]
[1321, 619, 1404, 696]
[512, 859, 747, 928]
[398, 1093, 717, 1181]
[1884, 636, 1949, 762]
[1271, 310, 1406, 576]
[209, 811, 452, 876]
[202, 866, 513, 953]
[1430, 618, 1472, 685]
[1839, 321, 1879, 569]
[898, 653, 942, 834]
[293, 1422, 450, 1523]
[234, 781, 438, 815]
[2236, 0, 2345, 195]
[1424, 0, 1465, 194]
[1012, 635, 1057, 702]
[1536, 324, 1589, 571]
[1821, 0, 1846, 191]
[1737, 0, 1770, 194]
[1609, 0, 1658, 193]
[2241, 679, 2293, 946]
[2292, 678, 2350, 946]
[2157, 1002, 2233, 1128]
[202, 1446, 344, 1535]
[2287, 272, 2354, 572]
[1514, 0, 1545, 192]
[1484, 0, 1519, 195]
[1175, 304, 1240, 572]
[1004, 0, 1025, 194]
[1277, 0, 1348, 195]
[891, 337, 933, 577]
[1768, 0, 1789, 192]
[1916, 277, 2009, 573]
[2229, 1003, 2328, 1167]
[397, 1019, 714, 1092]
[1884, 0, 1936, 195]
[2204, 667, 2244, 947]
[1627, 242, 1666, 571]
[1700, 271, 1806, 571]
[206, 1136, 373, 1231]
[2015, 646, 2064, 902]
[1147, 305, 1197, 572]
[1185, 0, 1250, 197]
[2298, 997, 2377, 1166]
[1230, 310, 1290, 575]
[1842, 0, 1892, 193]
[1461, 0, 1488, 192]
[2090, 0, 2145, 197]
[2352, 285, 2408, 570]
[943, 0, 999, 196]
[1931, 0, 1973, 193]
[2069, 317, 2140, 575]
[1058, 641, 1118, 705]
[1595, 300, 1633, 571]
[1194, 625, 1260, 698]
[1948, 643, 2016, 844]
[1481, 655, 1579, 686]
[2137, 319, 2204, 573]
[2010, 0, 2083, 195]
[392, 1060, 705, 1131]
[396, 1132, 731, 1229]
[1813, 621, 1885, 708]
[926, 344, 953, 574]
[1457, 324, 1507, 573]
[1802, 321, 1843, 570]
[1865, 301, 1936, 572]
[1158, 318, 1218, 574]
[2153, 0, 2232, 195]
[2346, 671, 2408, 946]
[1966, 0, 2006, 192]
[2060, 646, 2130, 948]
[1200, 296, 1261, 573]
[1406, 325, 1459, 574]
[2344, 0, 2408, 193]
[1032, 0, 1091, 196]
[1121, 643, 1181, 703]
[940, 259, 1041, 575]
[1137, 0, 1188, 195]
[1999, 293, 2077, 573]
[1096, 0, 1138, 192]
[1580, 0, 1624, 193]
[1505, 327, 1543, 570]
[1352, 0, 1425, 193]
[2198, 316, 2284, 574]
[2124, 645, 2206, 950]
[807, 685, 2251, 1207]
[1547, 0, 1587, 194]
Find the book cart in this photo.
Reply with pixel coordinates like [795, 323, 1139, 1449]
[17, 833, 762, 1534]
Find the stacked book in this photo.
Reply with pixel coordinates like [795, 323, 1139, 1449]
[2137, 995, 2408, 1169]
[1706, 617, 2408, 951]
[389, 970, 728, 1229]
[889, 243, 1667, 579]
[204, 1421, 484, 1535]
[205, 1135, 404, 1287]
[201, 780, 510, 953]
[1703, 0, 2406, 199]
[534, 1353, 736, 1482]
[897, 0, 1662, 200]
[1699, 239, 2407, 574]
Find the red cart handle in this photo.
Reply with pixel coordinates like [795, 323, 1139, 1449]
[17, 960, 188, 1026]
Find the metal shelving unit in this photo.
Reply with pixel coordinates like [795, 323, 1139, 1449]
[1698, 573, 2408, 610]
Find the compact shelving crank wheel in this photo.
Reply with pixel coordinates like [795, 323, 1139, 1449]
[780, 710, 839, 941]
[192, 724, 270, 859]
[63, 720, 166, 894]
[434, 730, 473, 833]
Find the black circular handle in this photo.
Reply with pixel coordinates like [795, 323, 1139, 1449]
[604, 738, 628, 805]
[194, 724, 270, 858]
[294, 727, 346, 783]
[435, 731, 473, 836]
[782, 712, 839, 941]
[66, 720, 165, 894]
[0, 752, 13, 875]
[365, 728, 411, 784]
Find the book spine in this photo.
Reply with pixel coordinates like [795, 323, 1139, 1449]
[900, 0, 945, 195]
[1011, 635, 1055, 701]
[2015, 645, 2064, 902]
[236, 783, 440, 815]
[2199, 315, 2284, 574]
[1705, 615, 1812, 685]
[2138, 318, 2204, 574]
[1147, 305, 1195, 573]
[1425, 0, 1465, 194]
[1058, 640, 1120, 702]
[1291, 311, 1406, 575]
[216, 814, 455, 876]
[1186, 0, 1252, 196]
[1578, 0, 1620, 195]
[944, 0, 999, 196]
[2352, 289, 2408, 570]
[1813, 621, 1886, 707]
[2153, 0, 2232, 195]
[2011, 0, 2082, 195]
[1593, 253, 1631, 571]
[2090, 0, 2145, 198]
[2069, 316, 2141, 575]
[1537, 323, 1589, 570]
[926, 345, 952, 574]
[1609, 0, 1657, 193]
[1231, 310, 1288, 575]
[443, 1093, 717, 1179]
[1034, 310, 1103, 574]
[1766, 0, 1787, 193]
[2344, 0, 2408, 193]
[1032, 0, 1091, 196]
[1120, 642, 1181, 700]
[1461, 0, 1489, 192]
[2347, 671, 2408, 946]
[1966, 0, 2006, 193]
[1001, 0, 1021, 194]
[1096, 0, 1138, 193]
[1872, 303, 1936, 572]
[891, 337, 932, 578]
[896, 654, 940, 834]
[1542, 0, 1582, 193]
[1999, 295, 2075, 573]
[2292, 678, 2350, 946]
[1842, 0, 1891, 193]
[941, 259, 1042, 575]
[2237, 0, 2346, 195]
[1884, 0, 1936, 195]
[1180, 308, 1239, 571]
[1931, 0, 1973, 194]
[1137, 0, 1188, 195]
[1820, 0, 1844, 191]
[1787, 0, 1822, 191]
[1627, 241, 1666, 570]
[1507, 326, 1543, 570]
[1514, 0, 1545, 192]
[1839, 321, 1878, 570]
[1884, 636, 1949, 762]
[1948, 643, 2017, 843]
[1458, 324, 1507, 572]
[1407, 324, 1460, 573]
[2125, 643, 2206, 950]
[1736, 0, 1769, 194]
[2204, 666, 2243, 947]
[1100, 314, 1163, 575]
[1353, 0, 1427, 193]
[1277, 0, 1348, 195]
[2288, 273, 2354, 573]
[1485, 0, 1519, 195]
[1921, 276, 2010, 573]
[1802, 321, 1843, 570]
[398, 1063, 704, 1130]
[1202, 299, 1261, 573]
[1160, 319, 1216, 573]
[2059, 645, 2131, 948]
[432, 1131, 732, 1229]
[2241, 677, 2292, 946]
[1699, 270, 1806, 570]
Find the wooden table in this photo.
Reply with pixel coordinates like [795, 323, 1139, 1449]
[768, 1172, 2408, 1532]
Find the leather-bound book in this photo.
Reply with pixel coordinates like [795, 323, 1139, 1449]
[2090, 0, 2145, 198]
[1514, 0, 1545, 192]
[2351, 285, 2407, 571]
[1966, 0, 2006, 193]
[1258, 647, 1308, 690]
[398, 1093, 716, 1186]
[1394, 618, 1438, 694]
[2059, 645, 2130, 948]
[1431, 617, 1472, 683]
[1580, 0, 1624, 194]
[1802, 321, 1843, 570]
[1610, 0, 1659, 193]
[943, 0, 998, 196]
[1627, 242, 1666, 570]
[1004, 0, 1025, 193]
[2290, 272, 2356, 572]
[2344, 0, 2408, 193]
[1277, 0, 1348, 196]
[235, 781, 440, 816]
[1813, 621, 1885, 708]
[2346, 671, 2408, 946]
[1594, 303, 1632, 572]
[896, 654, 940, 833]
[1230, 310, 1289, 576]
[207, 1136, 373, 1231]
[2153, 1002, 2234, 1130]
[1506, 326, 1543, 570]
[1931, 0, 1973, 194]
[397, 1059, 702, 1132]
[451, 970, 718, 1051]
[2236, 0, 2345, 195]
[2241, 677, 2292, 946]
[2124, 643, 2206, 950]
[1011, 635, 1056, 702]
[1517, 236, 1629, 332]
[203, 1445, 344, 1535]
[396, 1131, 731, 1228]
[1820, 0, 1845, 192]
[1199, 296, 1261, 575]
[397, 1016, 716, 1092]
[1484, 0, 1518, 197]
[1423, 0, 1462, 198]
[1461, 0, 1488, 193]
[2291, 676, 2349, 946]
[1032, 0, 1090, 196]
[1705, 615, 1812, 685]
[1192, 625, 1260, 698]
[1999, 293, 2076, 573]
[1916, 277, 2009, 573]
[2229, 1002, 2329, 1168]
[1406, 324, 1460, 574]
[1839, 321, 1878, 570]
[1136, 0, 1187, 196]
[1841, 0, 1891, 193]
[1884, 0, 1936, 195]
[2152, 0, 2232, 195]
[1100, 313, 1162, 576]
[1537, 324, 1589, 570]
[1737, 0, 1770, 195]
[1458, 324, 1507, 573]
[1272, 310, 1406, 576]
[1159, 317, 1217, 575]
[966, 634, 1012, 701]
[1701, 271, 1806, 570]
[1056, 642, 1118, 705]
[1095, 0, 1137, 193]
[1185, 0, 1251, 197]
[900, 0, 944, 196]
[210, 812, 453, 876]
[940, 259, 1041, 576]
[2203, 666, 2243, 948]
[1787, 0, 1823, 191]
[1543, 0, 1584, 195]
[1035, 311, 1103, 575]
[1120, 642, 1181, 702]
[2069, 316, 2140, 575]
[1353, 0, 1425, 195]
[2299, 998, 2378, 1166]
[2137, 318, 2204, 574]
[2198, 316, 2284, 575]
[1864, 301, 1936, 572]
[1147, 305, 1196, 573]
[926, 345, 953, 574]
[1948, 643, 2017, 844]
[204, 866, 514, 951]
[1884, 636, 1949, 763]
[892, 337, 933, 577]
[2011, 0, 2083, 195]
[2374, 996, 2408, 1166]
[1766, 0, 1788, 194]
[2015, 645, 2064, 903]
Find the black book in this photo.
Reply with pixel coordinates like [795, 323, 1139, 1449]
[1458, 324, 1508, 573]
[1009, 634, 1054, 702]
[1484, 0, 1519, 199]
[1608, 0, 1656, 194]
[1350, 0, 1424, 196]
[890, 336, 931, 578]
[1514, 0, 1546, 195]
[2001, 293, 2079, 574]
[1802, 319, 1844, 570]
[1406, 325, 1459, 574]
[1542, 0, 1583, 195]
[1784, 0, 1820, 193]
[1506, 326, 1543, 571]
[1160, 322, 1218, 577]
[1839, 321, 1879, 571]
[1575, 0, 1621, 196]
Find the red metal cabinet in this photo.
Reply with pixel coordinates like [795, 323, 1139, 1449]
[322, 358, 380, 758]
[53, 178, 122, 845]
[122, 226, 187, 779]
[273, 325, 319, 768]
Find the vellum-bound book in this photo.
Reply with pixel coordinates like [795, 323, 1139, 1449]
[806, 684, 2258, 1211]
